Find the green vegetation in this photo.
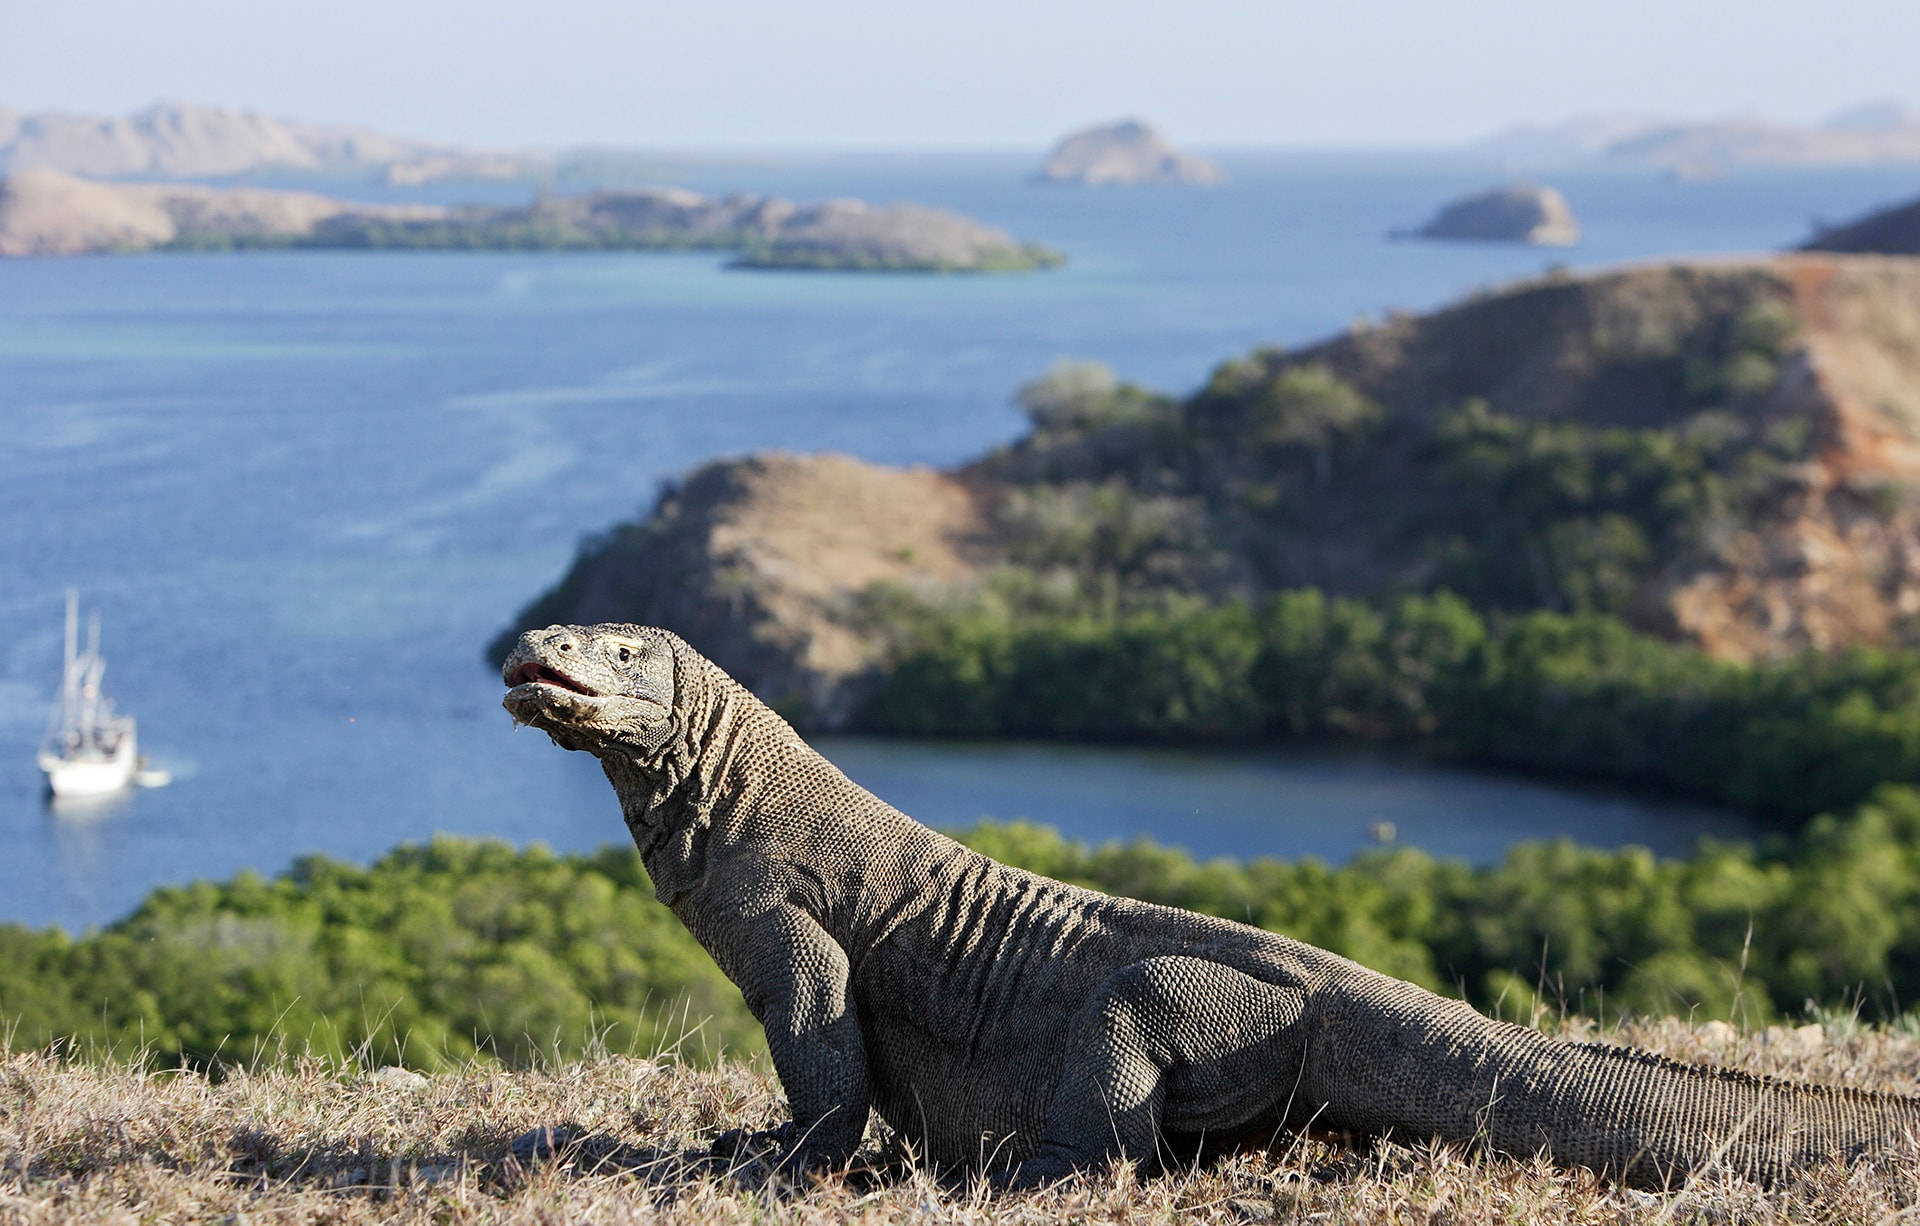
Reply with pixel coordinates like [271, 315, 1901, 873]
[860, 589, 1920, 824]
[167, 212, 751, 254]
[1243, 364, 1385, 486]
[165, 201, 1065, 271]
[733, 242, 1064, 273]
[1417, 400, 1729, 616]
[0, 839, 759, 1072]
[984, 353, 1819, 622]
[962, 785, 1920, 1027]
[11, 790, 1920, 1070]
[294, 211, 749, 252]
[1682, 302, 1797, 403]
[1411, 346, 1813, 619]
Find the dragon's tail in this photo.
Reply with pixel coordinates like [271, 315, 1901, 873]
[1308, 973, 1920, 1187]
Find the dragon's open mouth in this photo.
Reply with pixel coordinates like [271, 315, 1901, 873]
[509, 662, 597, 696]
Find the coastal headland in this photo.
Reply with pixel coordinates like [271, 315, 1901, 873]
[501, 254, 1920, 709]
[494, 253, 1920, 824]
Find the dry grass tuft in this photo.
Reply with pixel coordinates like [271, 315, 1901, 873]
[6, 1017, 1920, 1223]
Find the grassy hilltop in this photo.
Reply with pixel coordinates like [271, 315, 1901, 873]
[9, 1023, 1920, 1223]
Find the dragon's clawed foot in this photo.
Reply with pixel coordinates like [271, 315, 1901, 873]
[706, 1121, 846, 1185]
[989, 1146, 1083, 1193]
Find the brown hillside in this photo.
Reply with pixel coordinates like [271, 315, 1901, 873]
[502, 255, 1920, 721]
[496, 453, 995, 724]
[1244, 256, 1920, 657]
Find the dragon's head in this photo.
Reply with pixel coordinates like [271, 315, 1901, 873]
[501, 623, 683, 758]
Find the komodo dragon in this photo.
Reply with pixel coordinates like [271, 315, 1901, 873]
[502, 622, 1920, 1189]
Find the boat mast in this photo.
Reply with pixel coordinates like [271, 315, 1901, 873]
[80, 608, 103, 735]
[61, 589, 79, 739]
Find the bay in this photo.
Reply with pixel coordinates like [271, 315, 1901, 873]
[3, 152, 1912, 931]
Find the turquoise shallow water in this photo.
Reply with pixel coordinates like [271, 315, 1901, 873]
[3, 152, 1914, 930]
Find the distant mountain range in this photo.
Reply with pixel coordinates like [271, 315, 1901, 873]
[9, 98, 1920, 185]
[0, 99, 543, 184]
[1471, 101, 1920, 171]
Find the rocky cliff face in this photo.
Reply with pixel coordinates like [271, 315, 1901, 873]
[1670, 257, 1920, 657]
[499, 255, 1920, 722]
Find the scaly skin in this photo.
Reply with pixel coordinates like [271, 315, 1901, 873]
[503, 623, 1920, 1189]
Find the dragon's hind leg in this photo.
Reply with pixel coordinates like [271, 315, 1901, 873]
[1000, 955, 1309, 1188]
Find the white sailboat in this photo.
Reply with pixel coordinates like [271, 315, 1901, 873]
[37, 591, 164, 797]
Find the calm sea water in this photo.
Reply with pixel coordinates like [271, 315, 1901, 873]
[3, 153, 1914, 931]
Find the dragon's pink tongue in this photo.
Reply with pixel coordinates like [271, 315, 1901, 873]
[512, 662, 593, 694]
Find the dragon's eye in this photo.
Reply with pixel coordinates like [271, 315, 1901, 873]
[618, 646, 631, 663]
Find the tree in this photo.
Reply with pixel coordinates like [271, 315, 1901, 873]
[1250, 365, 1382, 484]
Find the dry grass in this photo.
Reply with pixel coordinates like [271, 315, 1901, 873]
[6, 1017, 1920, 1224]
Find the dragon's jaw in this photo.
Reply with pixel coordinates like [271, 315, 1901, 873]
[502, 656, 615, 741]
[502, 640, 616, 732]
[507, 660, 598, 696]
[501, 625, 680, 757]
[504, 680, 610, 730]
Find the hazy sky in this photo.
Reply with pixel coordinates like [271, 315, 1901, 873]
[6, 0, 1918, 150]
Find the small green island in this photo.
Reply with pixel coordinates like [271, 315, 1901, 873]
[0, 169, 1064, 272]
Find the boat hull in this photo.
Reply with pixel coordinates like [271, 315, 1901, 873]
[43, 760, 136, 796]
[39, 727, 138, 797]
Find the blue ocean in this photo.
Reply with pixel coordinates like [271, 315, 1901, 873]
[4, 152, 1916, 930]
